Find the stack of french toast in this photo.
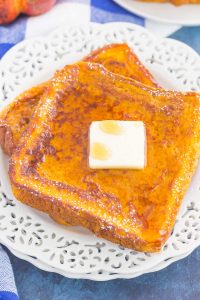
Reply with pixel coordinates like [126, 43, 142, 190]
[0, 44, 200, 252]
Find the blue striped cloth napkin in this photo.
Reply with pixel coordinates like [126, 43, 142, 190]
[0, 0, 180, 298]
[0, 246, 18, 300]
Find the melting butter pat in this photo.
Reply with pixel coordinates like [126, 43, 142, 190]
[89, 120, 146, 169]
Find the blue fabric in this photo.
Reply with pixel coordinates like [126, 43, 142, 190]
[0, 246, 18, 300]
[91, 0, 144, 25]
[0, 44, 14, 59]
[170, 26, 200, 55]
[0, 292, 19, 300]
[0, 16, 27, 43]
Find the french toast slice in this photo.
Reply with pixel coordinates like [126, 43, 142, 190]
[9, 62, 200, 252]
[0, 43, 158, 156]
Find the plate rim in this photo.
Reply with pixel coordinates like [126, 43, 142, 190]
[3, 240, 193, 281]
[113, 0, 200, 26]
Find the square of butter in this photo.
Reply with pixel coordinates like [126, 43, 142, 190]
[89, 120, 146, 169]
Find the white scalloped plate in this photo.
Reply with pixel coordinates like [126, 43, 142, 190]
[113, 0, 200, 26]
[5, 242, 193, 281]
[0, 23, 200, 280]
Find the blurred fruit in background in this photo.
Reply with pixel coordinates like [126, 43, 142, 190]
[0, 0, 57, 24]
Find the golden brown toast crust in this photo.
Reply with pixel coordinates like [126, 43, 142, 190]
[84, 44, 158, 87]
[0, 44, 158, 156]
[0, 83, 46, 155]
[9, 62, 200, 252]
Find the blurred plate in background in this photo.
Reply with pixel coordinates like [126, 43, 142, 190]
[113, 0, 200, 25]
